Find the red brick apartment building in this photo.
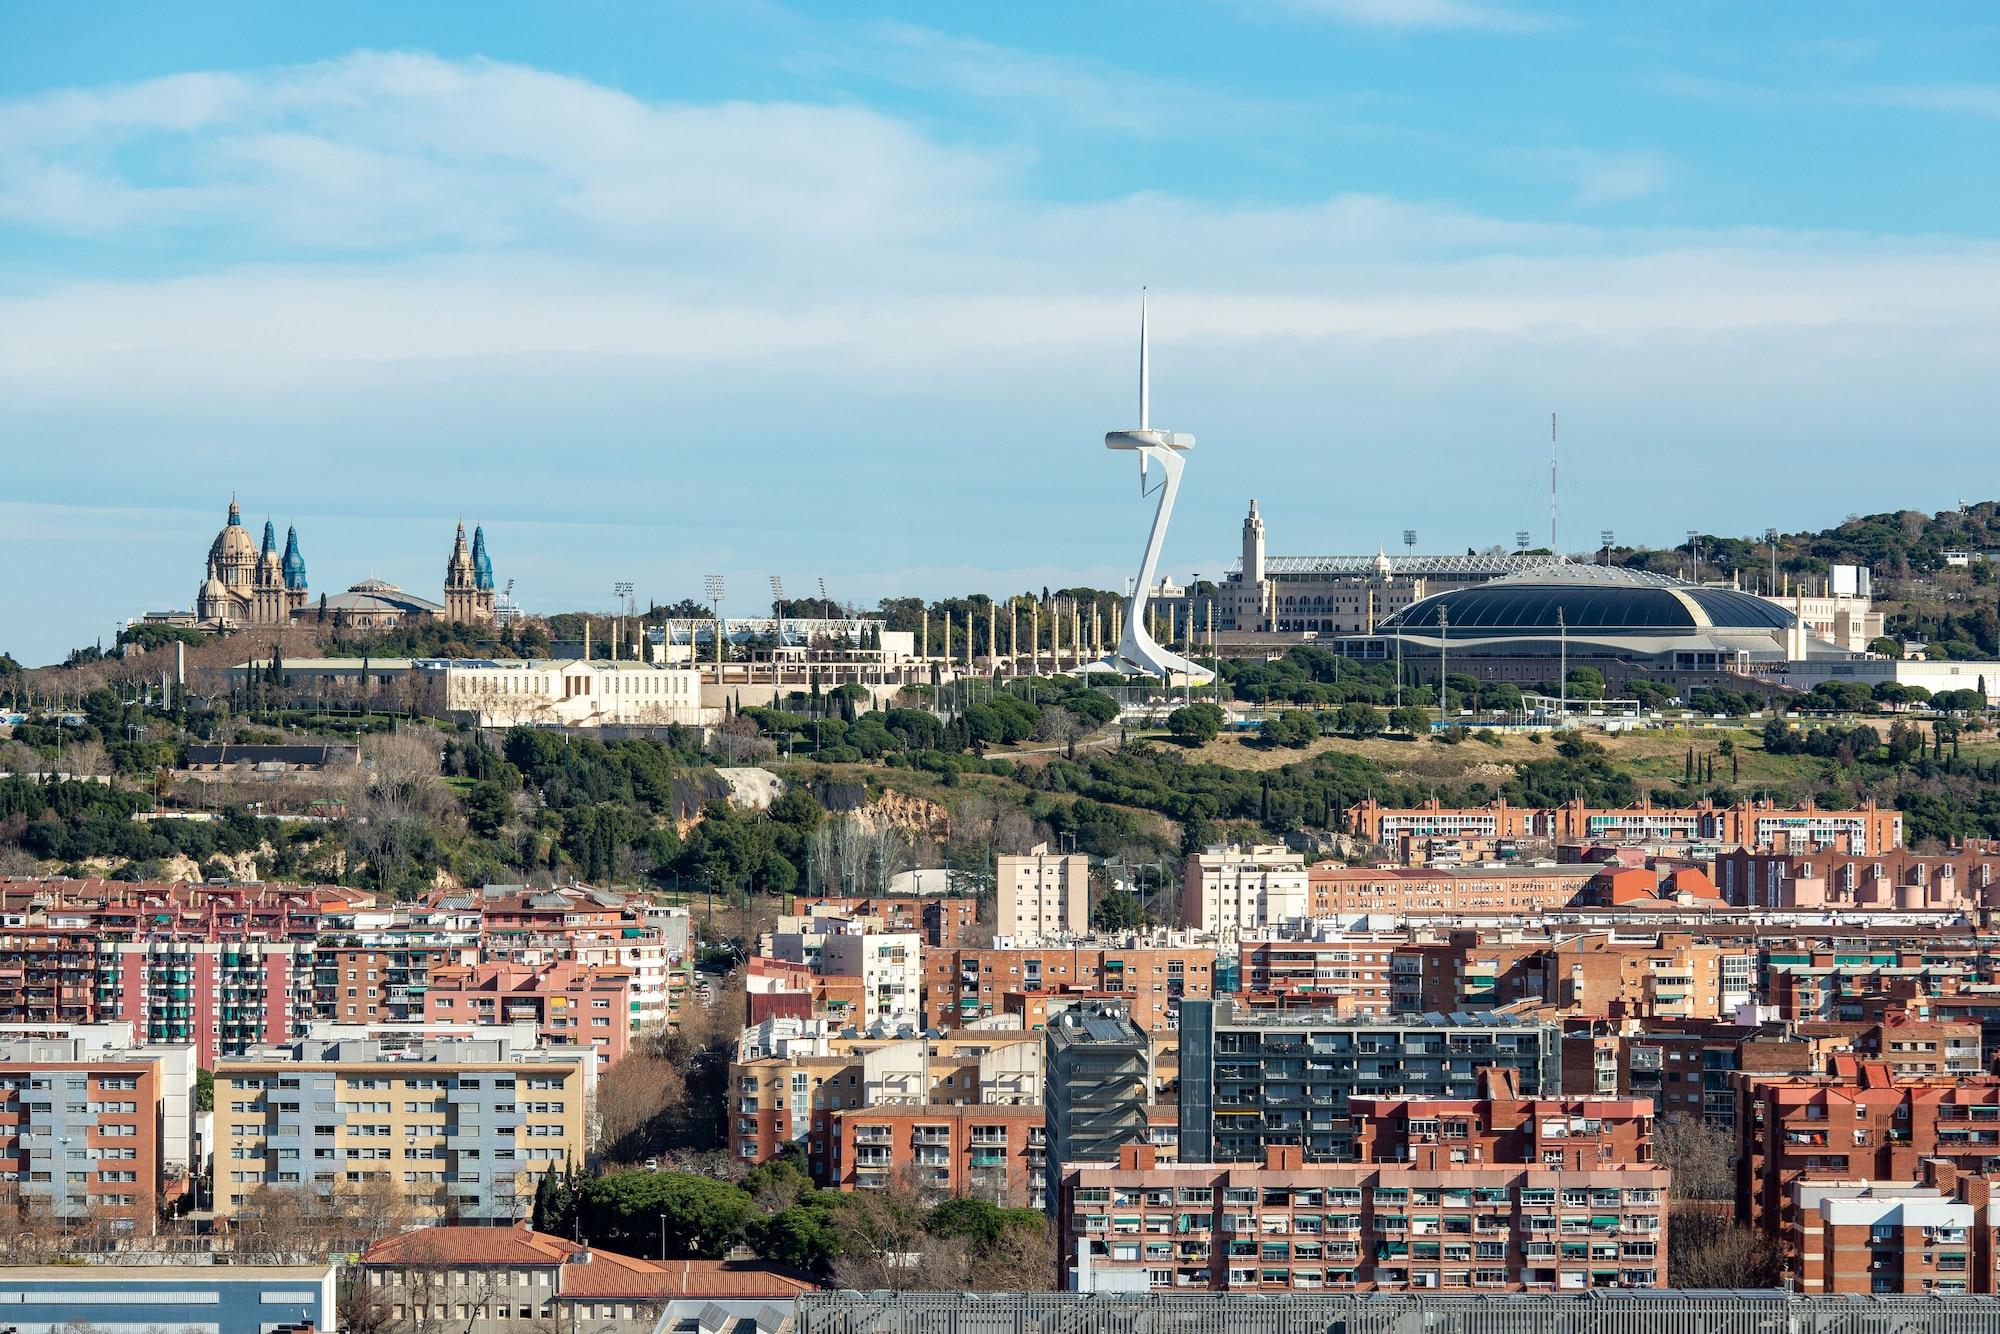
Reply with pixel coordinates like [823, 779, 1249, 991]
[1062, 1144, 1668, 1294]
[1306, 865, 1600, 918]
[921, 945, 1213, 1032]
[1738, 1057, 2000, 1239]
[827, 1103, 1046, 1206]
[1717, 844, 2000, 911]
[422, 961, 635, 1067]
[1236, 937, 1397, 1016]
[1350, 1086, 1656, 1172]
[790, 896, 980, 947]
[1792, 1170, 1987, 1295]
[1348, 796, 1900, 856]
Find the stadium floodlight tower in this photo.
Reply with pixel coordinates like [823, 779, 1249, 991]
[1089, 292, 1215, 686]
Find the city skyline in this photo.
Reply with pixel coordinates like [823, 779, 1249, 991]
[5, 2, 1999, 664]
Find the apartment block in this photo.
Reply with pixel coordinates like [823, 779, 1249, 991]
[314, 937, 481, 1024]
[213, 1030, 592, 1225]
[1176, 1000, 1559, 1164]
[1237, 935, 1396, 1016]
[1309, 865, 1600, 919]
[728, 1017, 1042, 1177]
[1793, 1179, 1978, 1294]
[1562, 1021, 1823, 1130]
[1738, 1057, 2000, 1239]
[1392, 931, 1754, 1019]
[1350, 1086, 1656, 1172]
[422, 961, 636, 1069]
[923, 943, 1214, 1032]
[1180, 846, 1309, 940]
[789, 896, 980, 948]
[997, 844, 1091, 943]
[829, 1102, 1046, 1206]
[1062, 1144, 1669, 1293]
[1348, 796, 1900, 855]
[765, 921, 923, 1035]
[1045, 1003, 1154, 1212]
[1717, 844, 2000, 911]
[0, 1025, 196, 1227]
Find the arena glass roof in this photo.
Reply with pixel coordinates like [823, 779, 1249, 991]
[1377, 564, 1797, 635]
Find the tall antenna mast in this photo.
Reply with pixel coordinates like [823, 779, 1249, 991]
[1139, 287, 1150, 431]
[1549, 411, 1559, 555]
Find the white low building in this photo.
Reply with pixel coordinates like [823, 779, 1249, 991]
[439, 658, 715, 727]
[1755, 655, 2000, 703]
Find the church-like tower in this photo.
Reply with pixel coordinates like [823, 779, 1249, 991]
[1242, 498, 1266, 586]
[196, 497, 305, 626]
[444, 522, 495, 624]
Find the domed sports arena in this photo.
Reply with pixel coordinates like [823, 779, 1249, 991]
[1341, 563, 1836, 691]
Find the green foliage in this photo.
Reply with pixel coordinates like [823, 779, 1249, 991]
[1259, 709, 1320, 748]
[1388, 705, 1431, 736]
[926, 1197, 1046, 1247]
[194, 1069, 213, 1113]
[1333, 702, 1385, 736]
[1090, 889, 1151, 932]
[1165, 702, 1225, 745]
[578, 1169, 755, 1258]
[1564, 667, 1606, 701]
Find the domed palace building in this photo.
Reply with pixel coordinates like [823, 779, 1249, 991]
[164, 498, 495, 632]
[195, 498, 310, 626]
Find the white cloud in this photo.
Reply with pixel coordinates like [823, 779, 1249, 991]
[791, 21, 1278, 137]
[1, 52, 1996, 665]
[1501, 147, 1673, 206]
[1263, 0, 1547, 33]
[1866, 84, 2000, 119]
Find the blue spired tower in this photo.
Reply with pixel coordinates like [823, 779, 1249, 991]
[1089, 293, 1215, 686]
[471, 526, 493, 591]
[281, 526, 308, 591]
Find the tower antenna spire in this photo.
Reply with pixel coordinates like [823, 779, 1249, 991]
[1549, 411, 1559, 556]
[1139, 287, 1150, 431]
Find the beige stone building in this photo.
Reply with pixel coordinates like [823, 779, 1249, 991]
[996, 843, 1090, 943]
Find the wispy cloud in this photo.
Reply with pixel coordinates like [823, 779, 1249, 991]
[790, 21, 1280, 137]
[1264, 0, 1548, 33]
[1502, 147, 1673, 206]
[1865, 83, 2000, 119]
[1653, 71, 2000, 122]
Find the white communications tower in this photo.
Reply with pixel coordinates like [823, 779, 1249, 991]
[1088, 292, 1216, 686]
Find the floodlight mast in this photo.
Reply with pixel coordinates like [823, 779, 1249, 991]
[1090, 292, 1214, 686]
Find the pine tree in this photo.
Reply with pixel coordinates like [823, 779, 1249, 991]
[532, 1166, 558, 1232]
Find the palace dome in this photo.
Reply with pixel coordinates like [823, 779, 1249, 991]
[208, 500, 257, 564]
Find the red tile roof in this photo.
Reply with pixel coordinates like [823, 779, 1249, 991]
[359, 1226, 819, 1299]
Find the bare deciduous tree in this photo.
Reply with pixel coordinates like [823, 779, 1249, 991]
[1654, 1113, 1734, 1201]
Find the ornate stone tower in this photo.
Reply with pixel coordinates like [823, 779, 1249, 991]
[444, 522, 494, 624]
[1242, 498, 1266, 585]
[280, 525, 309, 617]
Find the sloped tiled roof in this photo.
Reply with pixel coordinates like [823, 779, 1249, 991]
[360, 1226, 819, 1300]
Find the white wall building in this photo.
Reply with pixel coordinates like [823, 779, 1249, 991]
[1179, 845, 1309, 941]
[997, 843, 1091, 943]
[1756, 565, 1886, 654]
[441, 659, 713, 728]
[818, 928, 923, 1035]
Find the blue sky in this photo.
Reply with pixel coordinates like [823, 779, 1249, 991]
[4, 1, 1998, 664]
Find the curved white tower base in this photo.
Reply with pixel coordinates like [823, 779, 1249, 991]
[1084, 295, 1216, 687]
